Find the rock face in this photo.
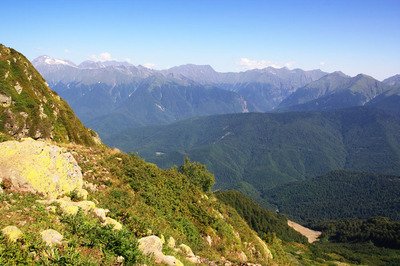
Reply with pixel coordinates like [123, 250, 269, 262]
[0, 138, 87, 199]
[138, 235, 183, 266]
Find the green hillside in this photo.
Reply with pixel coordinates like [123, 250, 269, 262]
[215, 190, 307, 243]
[106, 107, 400, 200]
[0, 44, 98, 145]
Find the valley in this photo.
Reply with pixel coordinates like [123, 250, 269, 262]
[1, 1, 400, 264]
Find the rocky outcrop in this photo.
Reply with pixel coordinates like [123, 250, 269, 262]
[138, 235, 183, 266]
[0, 138, 87, 199]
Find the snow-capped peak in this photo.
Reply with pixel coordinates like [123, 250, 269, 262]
[32, 55, 77, 67]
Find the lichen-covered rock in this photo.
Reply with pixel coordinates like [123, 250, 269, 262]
[178, 243, 195, 257]
[138, 235, 183, 266]
[1, 226, 23, 242]
[40, 229, 63, 246]
[0, 93, 11, 107]
[103, 217, 122, 230]
[38, 197, 96, 216]
[0, 138, 84, 199]
[178, 243, 200, 263]
[61, 204, 80, 215]
[167, 236, 176, 248]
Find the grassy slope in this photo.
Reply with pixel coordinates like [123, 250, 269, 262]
[0, 44, 96, 146]
[215, 190, 307, 243]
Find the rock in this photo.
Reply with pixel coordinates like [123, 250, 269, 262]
[236, 251, 248, 262]
[178, 243, 195, 257]
[14, 82, 22, 94]
[1, 226, 23, 242]
[40, 229, 63, 246]
[116, 256, 124, 263]
[0, 93, 11, 107]
[138, 235, 163, 255]
[38, 197, 96, 216]
[0, 138, 84, 199]
[205, 235, 212, 246]
[138, 235, 182, 266]
[60, 204, 80, 215]
[178, 243, 200, 263]
[83, 181, 97, 192]
[93, 208, 109, 222]
[167, 236, 176, 248]
[103, 217, 122, 230]
[76, 188, 89, 200]
[162, 255, 183, 266]
[74, 200, 96, 212]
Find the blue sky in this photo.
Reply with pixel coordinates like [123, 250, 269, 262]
[1, 0, 399, 80]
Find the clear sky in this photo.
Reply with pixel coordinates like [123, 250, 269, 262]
[1, 0, 399, 80]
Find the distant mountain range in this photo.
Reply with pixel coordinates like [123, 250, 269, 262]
[32, 56, 400, 138]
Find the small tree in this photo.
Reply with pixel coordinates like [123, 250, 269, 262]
[179, 157, 215, 192]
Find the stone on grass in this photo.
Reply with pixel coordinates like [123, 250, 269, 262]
[40, 229, 63, 246]
[1, 226, 23, 242]
[138, 235, 183, 266]
[167, 236, 176, 248]
[103, 217, 122, 230]
[93, 208, 109, 222]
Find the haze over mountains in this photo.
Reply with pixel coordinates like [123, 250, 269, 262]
[33, 55, 400, 139]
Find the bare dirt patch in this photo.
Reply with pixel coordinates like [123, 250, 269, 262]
[288, 220, 322, 243]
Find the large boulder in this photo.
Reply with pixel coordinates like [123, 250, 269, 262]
[0, 138, 86, 199]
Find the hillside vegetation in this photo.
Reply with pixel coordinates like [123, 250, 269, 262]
[215, 190, 307, 243]
[0, 44, 97, 145]
[106, 107, 400, 200]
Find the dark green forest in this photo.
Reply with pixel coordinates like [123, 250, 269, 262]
[265, 170, 400, 223]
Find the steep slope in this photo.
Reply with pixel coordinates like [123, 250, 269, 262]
[33, 57, 326, 137]
[106, 107, 400, 198]
[1, 46, 398, 265]
[87, 76, 253, 137]
[368, 86, 400, 115]
[215, 190, 307, 243]
[279, 73, 391, 111]
[383, 74, 400, 87]
[0, 45, 97, 145]
[1, 45, 285, 265]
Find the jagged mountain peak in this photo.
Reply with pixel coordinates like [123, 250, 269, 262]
[383, 74, 400, 86]
[32, 55, 77, 68]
